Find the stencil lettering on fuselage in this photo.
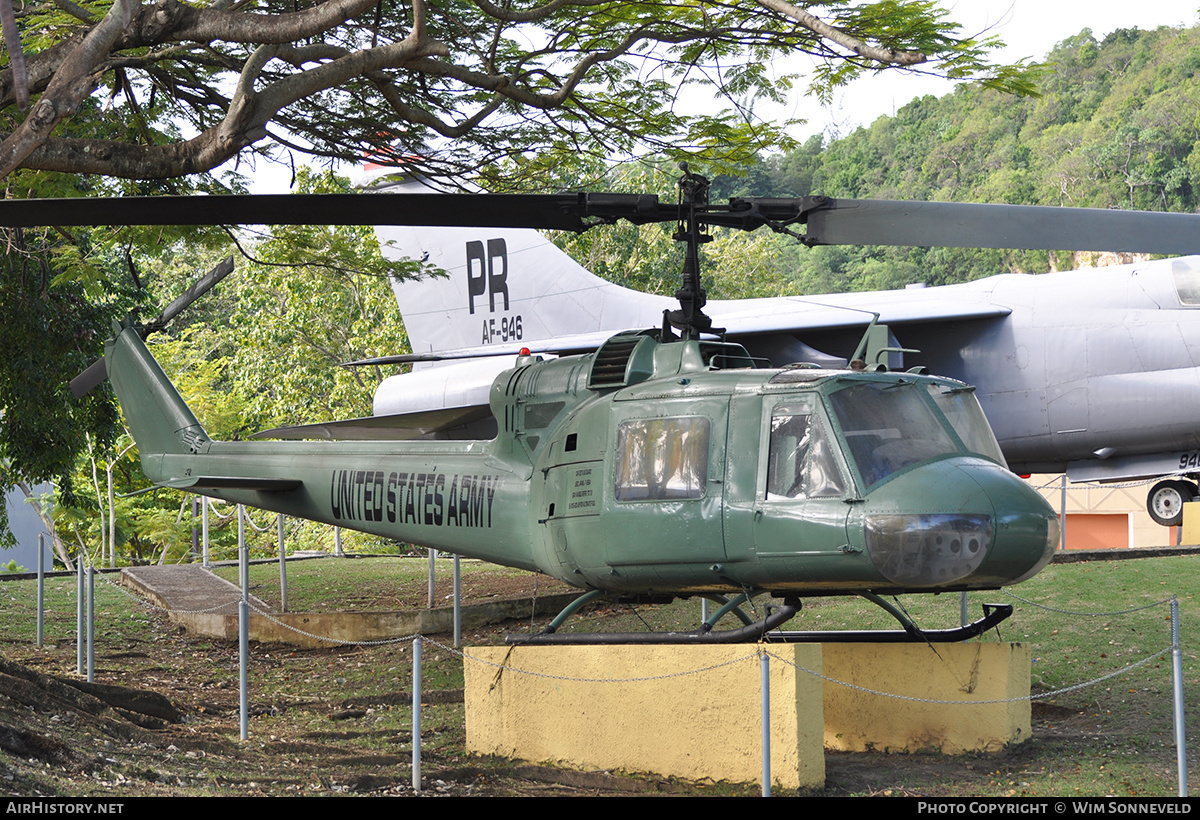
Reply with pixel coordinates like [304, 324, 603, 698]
[330, 469, 499, 527]
[465, 239, 523, 344]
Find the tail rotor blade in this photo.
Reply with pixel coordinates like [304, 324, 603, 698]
[70, 255, 236, 398]
[69, 357, 108, 399]
[150, 255, 235, 329]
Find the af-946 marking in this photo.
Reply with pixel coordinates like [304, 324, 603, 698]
[482, 314, 522, 344]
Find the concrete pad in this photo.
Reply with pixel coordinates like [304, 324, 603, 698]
[121, 565, 269, 615]
[464, 644, 825, 790]
[175, 597, 575, 648]
[823, 642, 1031, 753]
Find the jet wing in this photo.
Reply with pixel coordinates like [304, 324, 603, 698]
[707, 295, 1013, 335]
[357, 296, 1014, 370]
[250, 405, 493, 441]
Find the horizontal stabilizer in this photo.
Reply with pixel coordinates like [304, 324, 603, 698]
[164, 476, 302, 492]
[250, 405, 492, 441]
[343, 333, 617, 366]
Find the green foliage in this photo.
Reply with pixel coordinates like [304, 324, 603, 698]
[219, 179, 419, 429]
[0, 237, 124, 504]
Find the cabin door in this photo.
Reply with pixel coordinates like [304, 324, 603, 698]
[603, 397, 729, 568]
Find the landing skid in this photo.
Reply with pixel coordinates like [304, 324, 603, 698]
[505, 589, 1014, 645]
[766, 603, 1013, 643]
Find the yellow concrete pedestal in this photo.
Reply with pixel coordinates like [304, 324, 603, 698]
[464, 642, 1030, 788]
[1182, 501, 1200, 545]
[464, 644, 825, 790]
[823, 642, 1032, 753]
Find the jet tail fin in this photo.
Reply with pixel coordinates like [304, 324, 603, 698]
[370, 175, 670, 358]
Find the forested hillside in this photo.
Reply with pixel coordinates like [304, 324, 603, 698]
[574, 23, 1200, 297]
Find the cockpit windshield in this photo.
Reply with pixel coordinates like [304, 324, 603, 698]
[924, 384, 1007, 467]
[828, 381, 986, 489]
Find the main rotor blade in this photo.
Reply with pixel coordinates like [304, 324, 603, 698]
[8, 192, 1200, 254]
[807, 199, 1200, 254]
[0, 193, 652, 231]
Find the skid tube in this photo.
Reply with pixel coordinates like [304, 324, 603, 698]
[505, 587, 1013, 645]
[764, 603, 1013, 643]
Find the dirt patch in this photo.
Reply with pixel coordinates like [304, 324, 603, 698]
[0, 568, 1182, 797]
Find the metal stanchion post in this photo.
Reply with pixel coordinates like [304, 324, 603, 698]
[86, 566, 95, 683]
[453, 554, 461, 648]
[239, 504, 249, 741]
[412, 637, 422, 792]
[1172, 597, 1189, 797]
[76, 561, 84, 675]
[1059, 474, 1067, 550]
[36, 533, 44, 647]
[191, 496, 199, 559]
[761, 651, 770, 798]
[427, 548, 437, 609]
[202, 497, 210, 568]
[278, 514, 288, 613]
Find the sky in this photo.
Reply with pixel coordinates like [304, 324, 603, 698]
[248, 1, 1200, 192]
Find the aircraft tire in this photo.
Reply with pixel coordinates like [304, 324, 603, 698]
[1146, 480, 1197, 528]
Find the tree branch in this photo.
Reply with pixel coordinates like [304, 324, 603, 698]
[755, 0, 926, 66]
[0, 0, 141, 177]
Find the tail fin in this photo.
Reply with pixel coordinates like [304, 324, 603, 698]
[369, 175, 670, 356]
[106, 323, 209, 460]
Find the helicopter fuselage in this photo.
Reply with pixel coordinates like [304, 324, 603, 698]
[109, 324, 1058, 598]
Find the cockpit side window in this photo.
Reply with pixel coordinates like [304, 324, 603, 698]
[615, 417, 710, 501]
[766, 404, 846, 499]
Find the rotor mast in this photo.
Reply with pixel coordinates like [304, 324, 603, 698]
[664, 163, 721, 340]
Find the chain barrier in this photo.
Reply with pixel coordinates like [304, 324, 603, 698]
[420, 634, 760, 683]
[1003, 588, 1174, 616]
[50, 563, 1187, 735]
[763, 644, 1173, 706]
[1029, 476, 1162, 492]
[417, 633, 1174, 708]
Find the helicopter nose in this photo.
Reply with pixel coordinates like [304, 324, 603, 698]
[862, 458, 1058, 589]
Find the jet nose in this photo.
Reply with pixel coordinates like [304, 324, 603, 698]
[862, 458, 1058, 589]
